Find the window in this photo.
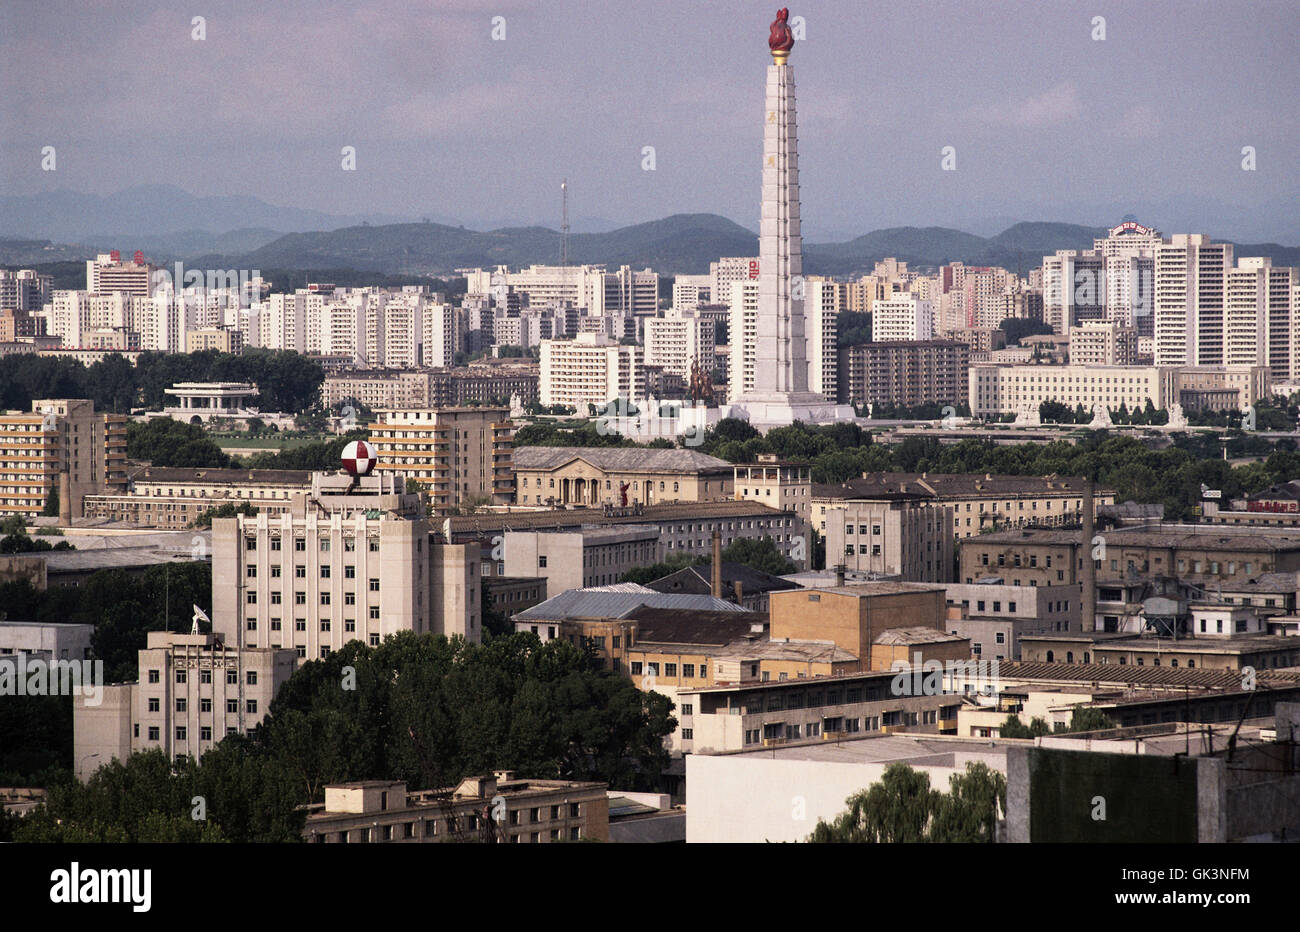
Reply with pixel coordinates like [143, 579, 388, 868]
[246, 564, 256, 578]
[271, 565, 281, 579]
[148, 726, 160, 741]
[538, 556, 548, 569]
[226, 700, 238, 714]
[345, 566, 356, 579]
[683, 663, 695, 678]
[246, 700, 258, 714]
[320, 565, 331, 579]
[226, 670, 238, 684]
[664, 663, 677, 677]
[148, 698, 160, 712]
[681, 728, 693, 740]
[630, 662, 643, 675]
[369, 578, 380, 591]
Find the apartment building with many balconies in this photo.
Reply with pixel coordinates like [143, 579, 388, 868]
[0, 398, 126, 518]
[367, 407, 513, 510]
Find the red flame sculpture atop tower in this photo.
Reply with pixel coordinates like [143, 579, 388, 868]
[769, 8, 794, 61]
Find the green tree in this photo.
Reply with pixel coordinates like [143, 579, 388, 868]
[721, 536, 796, 576]
[808, 761, 1005, 843]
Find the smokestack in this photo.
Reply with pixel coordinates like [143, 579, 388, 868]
[835, 563, 845, 587]
[1082, 479, 1096, 633]
[711, 530, 722, 599]
[58, 471, 71, 525]
[733, 580, 744, 605]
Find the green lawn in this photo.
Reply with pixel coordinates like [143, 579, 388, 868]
[210, 432, 333, 452]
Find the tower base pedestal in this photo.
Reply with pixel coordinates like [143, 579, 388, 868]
[725, 393, 857, 430]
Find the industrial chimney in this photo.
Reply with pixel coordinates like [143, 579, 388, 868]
[1082, 480, 1096, 633]
[711, 529, 723, 599]
[835, 563, 845, 588]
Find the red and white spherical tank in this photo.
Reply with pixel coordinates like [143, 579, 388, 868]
[340, 439, 377, 476]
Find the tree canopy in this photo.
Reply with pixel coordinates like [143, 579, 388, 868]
[808, 761, 1006, 843]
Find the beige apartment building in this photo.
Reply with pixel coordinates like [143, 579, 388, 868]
[321, 367, 541, 411]
[958, 525, 1300, 595]
[0, 398, 127, 518]
[821, 493, 954, 582]
[514, 447, 734, 507]
[1069, 320, 1137, 366]
[83, 466, 311, 527]
[211, 471, 481, 664]
[836, 340, 969, 408]
[733, 454, 812, 522]
[303, 774, 609, 844]
[814, 473, 1112, 542]
[185, 327, 243, 354]
[73, 630, 297, 777]
[367, 407, 514, 510]
[503, 526, 660, 596]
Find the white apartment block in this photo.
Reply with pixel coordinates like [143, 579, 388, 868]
[85, 253, 153, 297]
[871, 294, 935, 342]
[729, 279, 837, 402]
[728, 280, 759, 398]
[1153, 234, 1233, 367]
[1042, 251, 1105, 334]
[540, 333, 644, 408]
[1069, 321, 1137, 366]
[463, 265, 657, 317]
[805, 279, 840, 402]
[1224, 258, 1299, 380]
[644, 310, 716, 380]
[672, 274, 712, 310]
[422, 301, 458, 368]
[711, 257, 758, 310]
[382, 294, 422, 369]
[262, 293, 307, 353]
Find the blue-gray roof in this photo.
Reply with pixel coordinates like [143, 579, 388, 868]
[515, 589, 751, 622]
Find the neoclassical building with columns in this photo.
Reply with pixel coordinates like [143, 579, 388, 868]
[512, 447, 734, 507]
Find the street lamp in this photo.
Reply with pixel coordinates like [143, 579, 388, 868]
[78, 752, 100, 780]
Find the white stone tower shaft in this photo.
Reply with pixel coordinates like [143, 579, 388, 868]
[755, 62, 809, 394]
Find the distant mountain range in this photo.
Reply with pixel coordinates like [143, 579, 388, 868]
[3, 186, 1298, 278]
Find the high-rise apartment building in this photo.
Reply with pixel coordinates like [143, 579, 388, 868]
[367, 407, 513, 510]
[730, 279, 839, 404]
[85, 252, 154, 297]
[0, 269, 53, 311]
[1153, 234, 1233, 367]
[539, 334, 643, 408]
[0, 398, 127, 518]
[644, 309, 716, 380]
[837, 341, 969, 409]
[871, 294, 935, 342]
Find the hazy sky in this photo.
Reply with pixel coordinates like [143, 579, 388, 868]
[2, 0, 1297, 240]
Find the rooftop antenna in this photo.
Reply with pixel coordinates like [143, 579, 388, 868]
[561, 179, 570, 267]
